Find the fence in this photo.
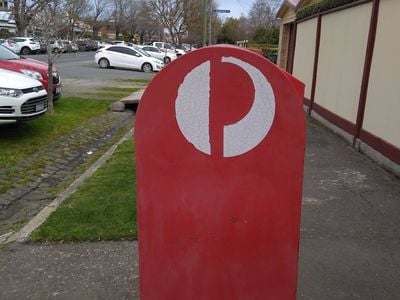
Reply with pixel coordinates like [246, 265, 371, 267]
[290, 0, 400, 174]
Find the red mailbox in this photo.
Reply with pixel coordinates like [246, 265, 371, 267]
[135, 45, 305, 300]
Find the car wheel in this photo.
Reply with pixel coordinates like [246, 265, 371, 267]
[142, 63, 153, 73]
[21, 47, 30, 55]
[99, 58, 110, 69]
[164, 57, 171, 64]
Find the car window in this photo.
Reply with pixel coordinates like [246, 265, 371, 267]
[126, 48, 141, 57]
[0, 45, 21, 60]
[134, 47, 150, 57]
[14, 38, 25, 43]
[155, 43, 162, 48]
[109, 47, 141, 57]
[164, 43, 173, 50]
[147, 46, 160, 53]
[107, 46, 126, 53]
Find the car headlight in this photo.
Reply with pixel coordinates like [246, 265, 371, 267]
[20, 69, 43, 81]
[0, 87, 22, 97]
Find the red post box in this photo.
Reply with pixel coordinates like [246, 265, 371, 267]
[135, 45, 305, 300]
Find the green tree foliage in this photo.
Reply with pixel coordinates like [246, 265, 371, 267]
[217, 18, 242, 44]
[252, 26, 279, 44]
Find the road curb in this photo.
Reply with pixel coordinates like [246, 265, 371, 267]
[3, 129, 134, 244]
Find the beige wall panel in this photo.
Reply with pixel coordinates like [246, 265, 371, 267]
[314, 3, 372, 123]
[292, 18, 317, 99]
[363, 0, 400, 148]
[282, 10, 296, 24]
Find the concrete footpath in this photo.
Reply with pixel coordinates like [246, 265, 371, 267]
[0, 117, 399, 299]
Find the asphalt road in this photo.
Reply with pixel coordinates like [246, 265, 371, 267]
[25, 51, 154, 81]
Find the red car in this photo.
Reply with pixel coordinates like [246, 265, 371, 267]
[0, 44, 62, 100]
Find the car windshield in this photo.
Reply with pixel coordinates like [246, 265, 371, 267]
[134, 47, 151, 57]
[0, 45, 20, 60]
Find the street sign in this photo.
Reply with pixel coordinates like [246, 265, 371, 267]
[135, 45, 306, 299]
[213, 9, 230, 13]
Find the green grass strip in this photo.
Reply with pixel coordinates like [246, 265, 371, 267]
[101, 87, 140, 93]
[0, 97, 113, 170]
[32, 139, 137, 242]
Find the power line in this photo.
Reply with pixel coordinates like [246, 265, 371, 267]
[235, 0, 252, 10]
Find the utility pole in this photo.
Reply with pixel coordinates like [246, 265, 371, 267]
[208, 3, 212, 45]
[203, 0, 208, 47]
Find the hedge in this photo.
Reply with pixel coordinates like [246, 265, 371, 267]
[297, 0, 360, 20]
[248, 43, 278, 63]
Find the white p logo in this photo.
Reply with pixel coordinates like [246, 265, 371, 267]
[175, 56, 275, 157]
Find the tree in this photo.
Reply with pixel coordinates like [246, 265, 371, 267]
[247, 0, 282, 30]
[216, 17, 243, 44]
[253, 26, 279, 44]
[176, 0, 219, 45]
[13, 0, 53, 35]
[31, 0, 66, 113]
[125, 0, 141, 39]
[85, 0, 110, 39]
[148, 0, 200, 45]
[135, 1, 164, 43]
[64, 0, 90, 39]
[111, 0, 130, 39]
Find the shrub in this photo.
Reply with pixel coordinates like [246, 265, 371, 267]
[297, 0, 360, 20]
[248, 43, 278, 64]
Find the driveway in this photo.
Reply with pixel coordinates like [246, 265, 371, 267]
[25, 52, 154, 96]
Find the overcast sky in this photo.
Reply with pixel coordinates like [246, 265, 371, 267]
[215, 0, 256, 18]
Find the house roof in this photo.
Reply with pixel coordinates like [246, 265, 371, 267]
[287, 0, 302, 7]
[276, 0, 309, 18]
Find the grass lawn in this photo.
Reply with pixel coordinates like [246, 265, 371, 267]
[0, 97, 114, 170]
[82, 86, 141, 100]
[32, 138, 136, 241]
[0, 79, 149, 174]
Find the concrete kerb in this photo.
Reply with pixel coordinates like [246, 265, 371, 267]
[2, 129, 134, 245]
[111, 88, 146, 112]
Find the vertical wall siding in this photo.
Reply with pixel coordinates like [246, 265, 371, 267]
[292, 18, 317, 99]
[314, 3, 372, 124]
[362, 0, 400, 149]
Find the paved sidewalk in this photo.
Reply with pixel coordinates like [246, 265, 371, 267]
[0, 118, 399, 299]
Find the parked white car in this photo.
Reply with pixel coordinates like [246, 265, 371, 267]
[10, 37, 41, 55]
[0, 39, 21, 53]
[138, 45, 177, 64]
[0, 68, 48, 121]
[94, 45, 164, 72]
[150, 42, 185, 56]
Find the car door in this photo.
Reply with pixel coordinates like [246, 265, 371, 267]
[118, 47, 142, 69]
[106, 46, 128, 68]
